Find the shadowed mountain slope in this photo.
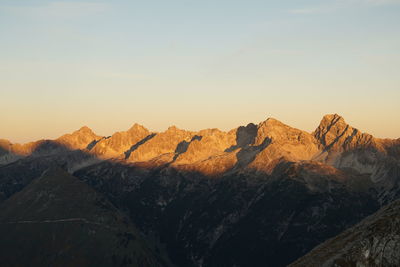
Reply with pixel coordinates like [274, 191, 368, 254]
[289, 198, 400, 267]
[75, 159, 379, 267]
[0, 167, 165, 267]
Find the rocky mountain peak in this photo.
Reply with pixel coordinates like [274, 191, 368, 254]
[76, 125, 94, 134]
[127, 123, 149, 134]
[249, 118, 320, 172]
[255, 117, 307, 145]
[56, 126, 101, 150]
[315, 114, 347, 137]
[66, 126, 100, 141]
[313, 114, 351, 147]
[166, 125, 182, 133]
[89, 124, 151, 159]
[321, 113, 345, 125]
[264, 117, 284, 125]
[313, 114, 377, 156]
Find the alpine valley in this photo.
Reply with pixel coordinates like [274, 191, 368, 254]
[1, 114, 399, 267]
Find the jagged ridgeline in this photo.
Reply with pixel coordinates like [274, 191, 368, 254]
[0, 114, 399, 267]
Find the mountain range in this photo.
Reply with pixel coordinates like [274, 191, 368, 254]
[0, 114, 399, 266]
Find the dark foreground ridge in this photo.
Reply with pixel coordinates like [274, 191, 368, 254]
[0, 167, 165, 267]
[290, 198, 400, 266]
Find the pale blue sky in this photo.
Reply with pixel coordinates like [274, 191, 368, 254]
[0, 0, 399, 142]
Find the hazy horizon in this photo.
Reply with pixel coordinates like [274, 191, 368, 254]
[1, 0, 399, 142]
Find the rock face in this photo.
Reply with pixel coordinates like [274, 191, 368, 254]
[289, 198, 400, 267]
[249, 118, 320, 173]
[90, 124, 151, 159]
[0, 167, 165, 267]
[312, 114, 400, 204]
[313, 114, 380, 163]
[173, 128, 236, 165]
[56, 126, 102, 150]
[0, 114, 399, 267]
[127, 126, 194, 163]
[313, 114, 372, 150]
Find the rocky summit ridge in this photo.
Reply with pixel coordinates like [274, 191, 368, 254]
[1, 114, 399, 200]
[0, 114, 397, 172]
